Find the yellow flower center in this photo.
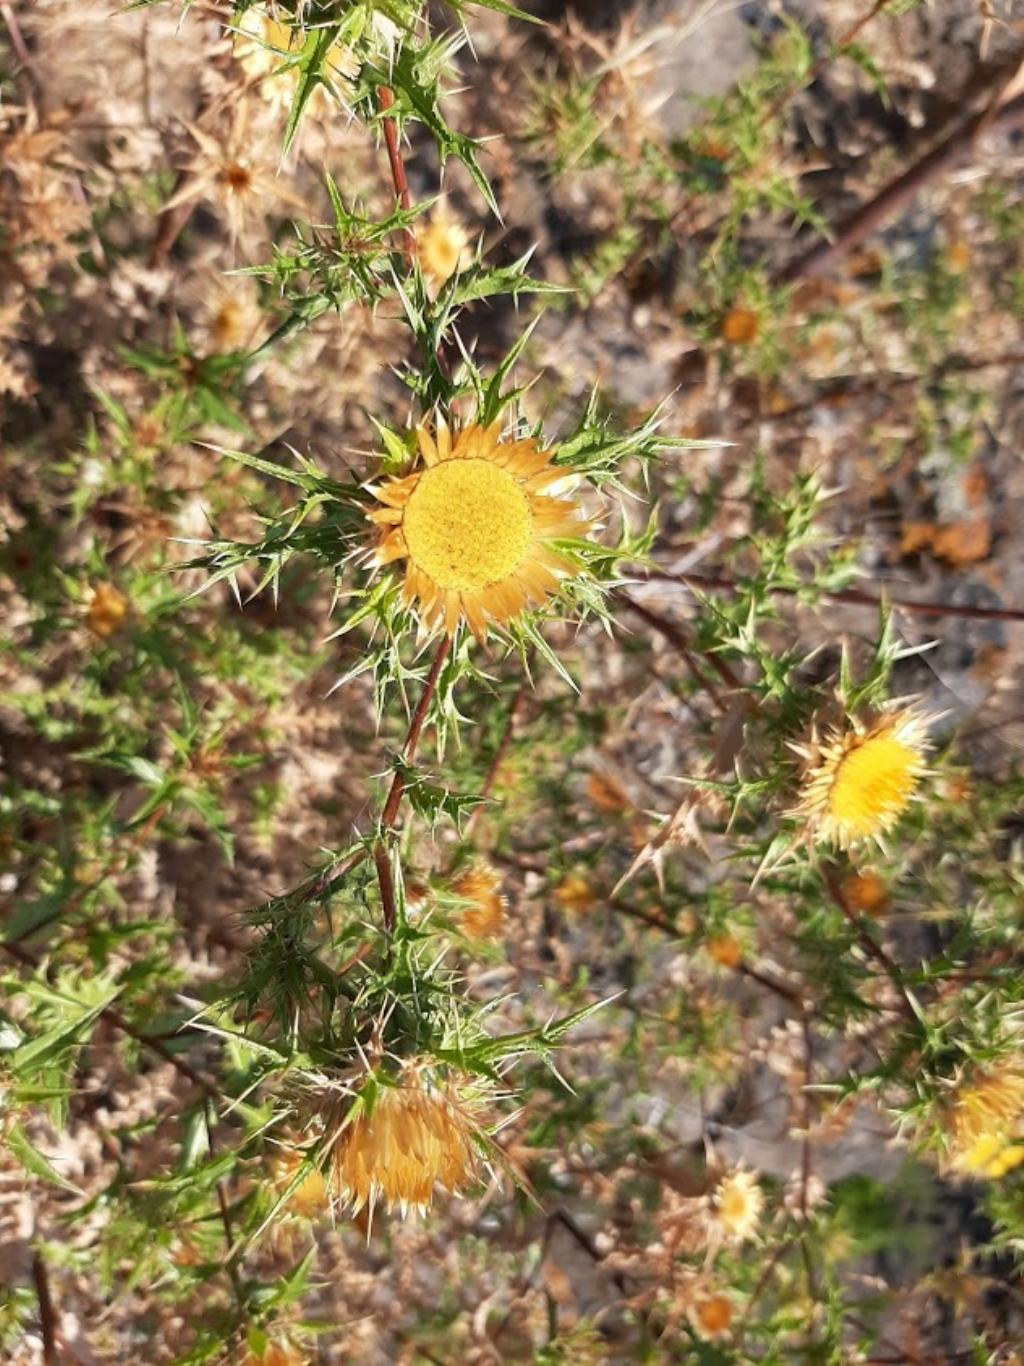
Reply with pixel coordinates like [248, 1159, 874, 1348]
[403, 459, 532, 592]
[827, 735, 919, 837]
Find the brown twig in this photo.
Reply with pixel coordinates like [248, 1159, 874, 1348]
[32, 1252, 58, 1366]
[639, 567, 1024, 625]
[468, 679, 529, 836]
[1, 2, 43, 101]
[615, 589, 743, 702]
[782, 90, 1024, 282]
[374, 634, 452, 932]
[822, 866, 919, 1025]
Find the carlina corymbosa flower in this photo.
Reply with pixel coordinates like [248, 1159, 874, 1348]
[368, 418, 589, 639]
[332, 1064, 487, 1216]
[711, 1168, 765, 1242]
[788, 705, 934, 849]
[941, 1061, 1024, 1179]
[453, 863, 506, 940]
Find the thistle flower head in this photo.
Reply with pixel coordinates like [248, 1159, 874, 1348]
[332, 1063, 487, 1216]
[789, 706, 933, 849]
[453, 864, 506, 940]
[711, 1169, 764, 1242]
[368, 419, 589, 640]
[942, 1062, 1024, 1178]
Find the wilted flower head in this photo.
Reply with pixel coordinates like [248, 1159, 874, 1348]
[553, 872, 595, 914]
[706, 934, 744, 969]
[417, 210, 470, 288]
[691, 1293, 734, 1339]
[789, 706, 933, 849]
[85, 582, 128, 638]
[453, 864, 506, 940]
[368, 418, 589, 639]
[333, 1064, 487, 1215]
[842, 869, 889, 916]
[942, 1062, 1024, 1179]
[711, 1169, 764, 1242]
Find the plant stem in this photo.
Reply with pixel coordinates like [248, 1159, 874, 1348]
[374, 633, 453, 932]
[377, 85, 415, 260]
[32, 1252, 58, 1366]
[822, 866, 919, 1025]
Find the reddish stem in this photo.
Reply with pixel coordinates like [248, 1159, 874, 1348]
[640, 568, 1024, 625]
[377, 85, 416, 260]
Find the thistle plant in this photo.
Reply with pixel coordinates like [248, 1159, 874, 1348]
[5, 0, 1024, 1361]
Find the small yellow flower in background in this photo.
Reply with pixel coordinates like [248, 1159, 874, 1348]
[942, 1063, 1024, 1178]
[333, 1065, 486, 1215]
[268, 1148, 328, 1219]
[233, 9, 358, 108]
[789, 706, 933, 849]
[554, 872, 595, 914]
[453, 863, 506, 940]
[721, 306, 759, 345]
[368, 419, 589, 640]
[417, 210, 471, 288]
[711, 1169, 764, 1242]
[691, 1293, 734, 1338]
[706, 934, 744, 969]
[85, 582, 128, 638]
[842, 870, 889, 917]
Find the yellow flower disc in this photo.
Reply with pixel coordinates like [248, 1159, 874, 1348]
[368, 419, 588, 639]
[403, 460, 532, 593]
[826, 734, 921, 840]
[789, 707, 932, 849]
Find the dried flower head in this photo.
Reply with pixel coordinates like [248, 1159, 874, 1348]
[842, 870, 889, 917]
[706, 934, 744, 969]
[942, 1062, 1024, 1178]
[166, 107, 307, 244]
[721, 306, 759, 345]
[85, 583, 129, 638]
[711, 1169, 764, 1242]
[417, 211, 471, 288]
[453, 864, 506, 940]
[368, 419, 589, 639]
[553, 872, 595, 914]
[333, 1065, 486, 1215]
[692, 1293, 734, 1338]
[789, 706, 933, 849]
